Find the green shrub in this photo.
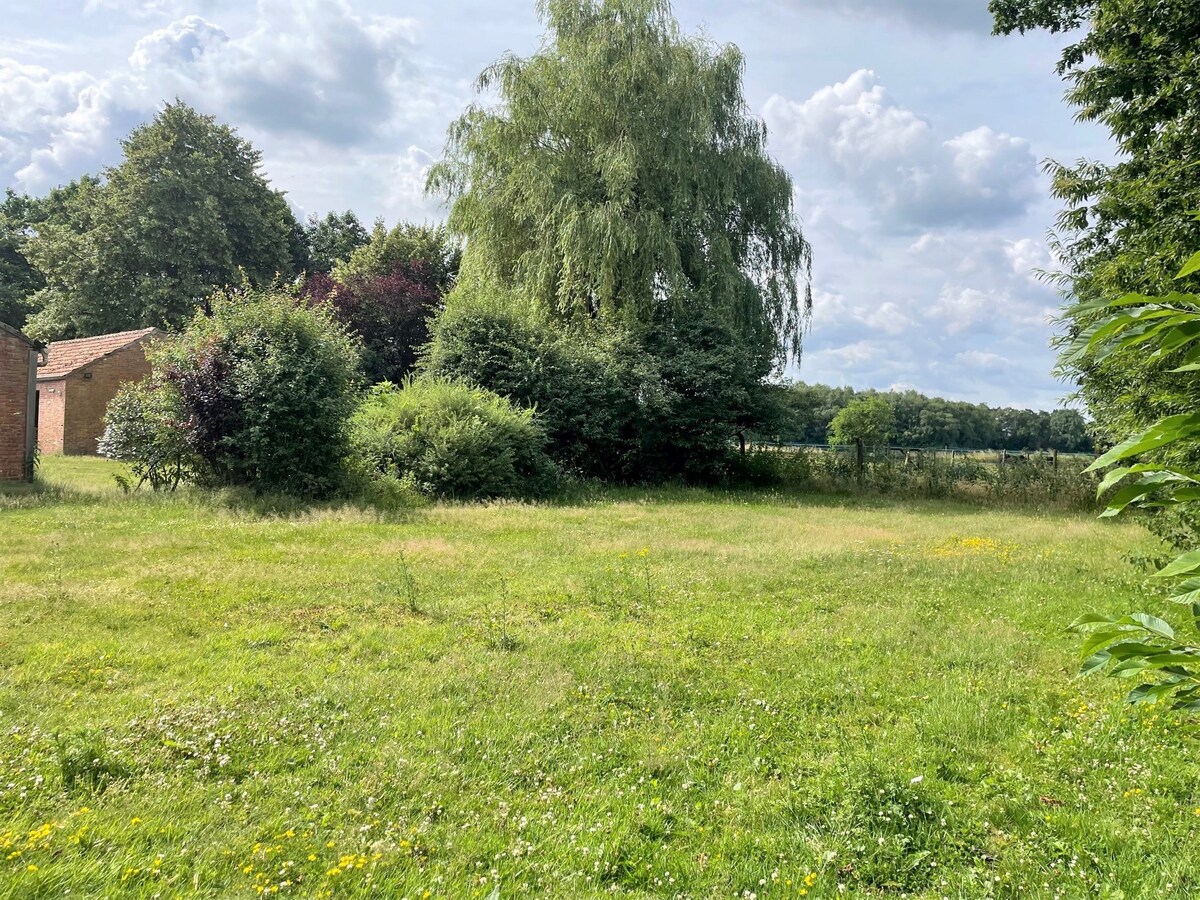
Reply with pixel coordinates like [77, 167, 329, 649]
[633, 309, 775, 483]
[104, 287, 361, 496]
[350, 378, 557, 500]
[424, 302, 639, 480]
[99, 379, 196, 491]
[424, 299, 775, 484]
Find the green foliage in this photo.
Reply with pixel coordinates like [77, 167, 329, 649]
[0, 189, 45, 328]
[828, 396, 895, 448]
[634, 308, 776, 481]
[349, 378, 557, 500]
[118, 287, 361, 497]
[22, 102, 299, 340]
[98, 380, 195, 491]
[301, 210, 370, 274]
[423, 302, 637, 480]
[428, 0, 810, 362]
[424, 297, 775, 483]
[762, 383, 1092, 452]
[333, 221, 460, 294]
[990, 1, 1200, 449]
[1069, 251, 1200, 709]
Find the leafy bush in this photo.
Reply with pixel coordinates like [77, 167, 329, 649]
[634, 309, 775, 482]
[424, 299, 775, 483]
[423, 302, 637, 480]
[1068, 247, 1200, 710]
[104, 287, 361, 496]
[303, 263, 441, 385]
[349, 378, 557, 500]
[99, 379, 195, 491]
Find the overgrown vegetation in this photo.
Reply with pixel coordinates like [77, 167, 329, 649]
[743, 444, 1097, 508]
[103, 287, 361, 497]
[1066, 248, 1200, 707]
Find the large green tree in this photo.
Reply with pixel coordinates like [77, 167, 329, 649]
[990, 1, 1200, 444]
[301, 210, 371, 274]
[0, 190, 45, 328]
[334, 221, 461, 295]
[23, 102, 299, 339]
[427, 0, 811, 361]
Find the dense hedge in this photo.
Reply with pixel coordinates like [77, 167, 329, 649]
[349, 377, 557, 500]
[423, 299, 774, 483]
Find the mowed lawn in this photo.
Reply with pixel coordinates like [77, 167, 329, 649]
[0, 458, 1195, 899]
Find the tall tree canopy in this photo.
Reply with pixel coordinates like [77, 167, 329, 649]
[772, 382, 1093, 452]
[427, 0, 811, 362]
[301, 210, 371, 274]
[990, 1, 1200, 442]
[0, 190, 44, 328]
[333, 222, 460, 295]
[23, 101, 299, 340]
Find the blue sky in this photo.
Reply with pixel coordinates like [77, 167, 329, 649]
[0, 0, 1112, 408]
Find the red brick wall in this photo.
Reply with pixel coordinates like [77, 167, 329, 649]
[37, 379, 66, 456]
[54, 341, 154, 456]
[0, 334, 33, 481]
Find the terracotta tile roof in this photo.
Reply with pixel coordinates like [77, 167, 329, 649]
[38, 328, 164, 380]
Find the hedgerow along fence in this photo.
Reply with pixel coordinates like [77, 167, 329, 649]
[742, 441, 1100, 508]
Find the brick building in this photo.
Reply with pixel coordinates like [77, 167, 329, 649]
[38, 328, 163, 456]
[0, 322, 43, 482]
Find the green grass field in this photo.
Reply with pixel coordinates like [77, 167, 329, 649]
[1, 458, 1195, 898]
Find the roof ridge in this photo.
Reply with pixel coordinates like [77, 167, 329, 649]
[38, 328, 164, 380]
[45, 327, 161, 347]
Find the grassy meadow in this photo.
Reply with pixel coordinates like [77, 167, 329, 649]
[0, 458, 1196, 899]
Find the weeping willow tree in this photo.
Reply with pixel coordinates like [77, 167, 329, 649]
[426, 0, 811, 363]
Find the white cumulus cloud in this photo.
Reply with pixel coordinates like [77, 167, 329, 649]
[1, 0, 456, 201]
[763, 70, 1039, 230]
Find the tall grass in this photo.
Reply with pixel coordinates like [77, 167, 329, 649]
[739, 445, 1098, 509]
